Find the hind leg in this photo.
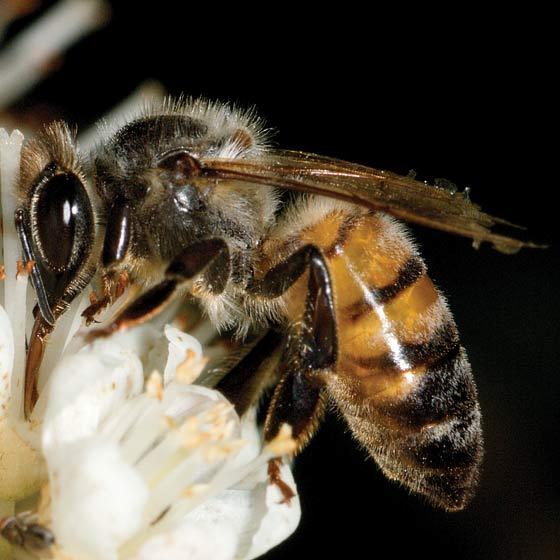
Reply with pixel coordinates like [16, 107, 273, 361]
[248, 246, 338, 500]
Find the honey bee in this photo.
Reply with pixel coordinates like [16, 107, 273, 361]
[15, 98, 536, 512]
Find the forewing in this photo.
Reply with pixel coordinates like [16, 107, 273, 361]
[200, 150, 538, 253]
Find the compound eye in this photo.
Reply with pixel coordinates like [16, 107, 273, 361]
[32, 171, 94, 273]
[156, 149, 201, 185]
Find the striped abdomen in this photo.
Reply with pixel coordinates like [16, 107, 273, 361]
[275, 197, 483, 510]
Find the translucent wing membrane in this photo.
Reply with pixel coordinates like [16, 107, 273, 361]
[201, 150, 541, 253]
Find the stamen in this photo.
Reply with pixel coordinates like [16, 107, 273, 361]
[175, 349, 208, 385]
[0, 0, 110, 109]
[123, 420, 296, 558]
[145, 371, 164, 401]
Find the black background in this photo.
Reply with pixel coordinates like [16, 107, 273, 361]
[3, 2, 558, 558]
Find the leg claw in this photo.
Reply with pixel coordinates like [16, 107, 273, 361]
[82, 296, 111, 326]
[268, 458, 296, 505]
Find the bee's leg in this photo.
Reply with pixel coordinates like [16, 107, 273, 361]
[216, 329, 283, 416]
[82, 270, 132, 325]
[252, 245, 338, 502]
[87, 278, 179, 340]
[250, 243, 338, 374]
[82, 271, 114, 325]
[89, 239, 230, 338]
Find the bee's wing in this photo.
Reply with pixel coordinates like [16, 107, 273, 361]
[201, 149, 540, 253]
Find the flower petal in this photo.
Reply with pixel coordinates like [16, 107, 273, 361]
[163, 325, 203, 385]
[166, 460, 300, 560]
[132, 402, 300, 560]
[50, 438, 148, 560]
[204, 412, 300, 560]
[42, 338, 144, 450]
[109, 323, 202, 386]
[133, 521, 238, 560]
[244, 461, 300, 560]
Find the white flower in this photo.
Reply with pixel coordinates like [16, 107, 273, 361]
[0, 129, 300, 560]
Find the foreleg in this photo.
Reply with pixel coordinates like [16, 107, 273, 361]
[89, 238, 230, 338]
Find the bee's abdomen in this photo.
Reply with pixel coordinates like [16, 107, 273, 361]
[279, 201, 482, 510]
[333, 343, 482, 510]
